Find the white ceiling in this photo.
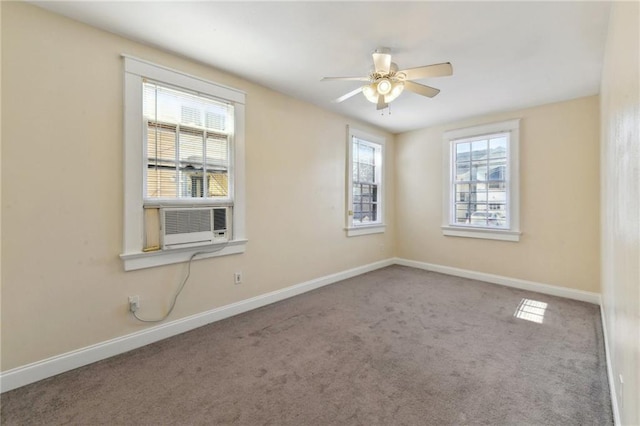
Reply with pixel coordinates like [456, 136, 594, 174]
[33, 1, 611, 134]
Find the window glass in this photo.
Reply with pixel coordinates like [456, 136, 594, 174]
[348, 133, 383, 230]
[452, 133, 509, 229]
[352, 139, 379, 224]
[143, 81, 231, 201]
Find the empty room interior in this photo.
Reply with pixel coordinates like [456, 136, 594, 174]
[1, 1, 639, 424]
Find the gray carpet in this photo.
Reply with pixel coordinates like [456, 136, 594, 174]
[1, 265, 612, 425]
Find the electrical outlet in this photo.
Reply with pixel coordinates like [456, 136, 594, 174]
[234, 272, 242, 285]
[128, 295, 140, 313]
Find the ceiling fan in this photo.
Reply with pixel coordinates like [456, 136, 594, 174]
[321, 47, 453, 110]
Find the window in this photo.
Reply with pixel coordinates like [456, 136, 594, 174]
[143, 82, 231, 202]
[121, 56, 247, 271]
[346, 127, 385, 237]
[442, 119, 520, 241]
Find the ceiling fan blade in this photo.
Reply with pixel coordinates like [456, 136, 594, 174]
[333, 87, 364, 103]
[404, 81, 441, 98]
[399, 62, 453, 80]
[376, 94, 388, 110]
[321, 76, 370, 82]
[372, 51, 391, 74]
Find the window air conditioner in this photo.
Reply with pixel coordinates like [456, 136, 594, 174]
[161, 207, 229, 250]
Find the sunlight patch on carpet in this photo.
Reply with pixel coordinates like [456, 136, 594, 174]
[514, 298, 548, 324]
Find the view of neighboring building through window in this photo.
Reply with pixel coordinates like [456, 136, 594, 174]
[143, 82, 232, 202]
[351, 136, 382, 226]
[452, 133, 509, 228]
[442, 118, 520, 242]
[345, 127, 386, 237]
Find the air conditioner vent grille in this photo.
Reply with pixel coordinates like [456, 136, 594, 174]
[213, 208, 227, 231]
[164, 209, 212, 235]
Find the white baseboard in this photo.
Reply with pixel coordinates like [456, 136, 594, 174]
[599, 298, 621, 425]
[1, 257, 606, 394]
[394, 257, 601, 304]
[0, 258, 394, 393]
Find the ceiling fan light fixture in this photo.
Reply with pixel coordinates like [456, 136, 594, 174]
[385, 81, 405, 103]
[362, 84, 379, 103]
[376, 78, 392, 95]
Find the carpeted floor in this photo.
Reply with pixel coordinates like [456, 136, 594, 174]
[1, 265, 612, 425]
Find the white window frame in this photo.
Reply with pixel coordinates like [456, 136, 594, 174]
[120, 55, 247, 271]
[442, 119, 521, 242]
[346, 127, 386, 237]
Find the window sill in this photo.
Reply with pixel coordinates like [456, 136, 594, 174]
[441, 226, 520, 242]
[346, 224, 386, 237]
[120, 239, 247, 271]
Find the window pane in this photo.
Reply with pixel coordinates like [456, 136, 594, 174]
[358, 143, 375, 165]
[462, 206, 508, 228]
[205, 111, 226, 132]
[471, 161, 488, 181]
[358, 163, 374, 182]
[490, 205, 508, 227]
[179, 171, 203, 197]
[488, 189, 506, 204]
[488, 181, 506, 190]
[470, 183, 487, 202]
[490, 137, 507, 158]
[471, 140, 488, 160]
[456, 142, 470, 161]
[143, 81, 233, 202]
[146, 123, 177, 198]
[359, 207, 376, 223]
[455, 204, 472, 224]
[179, 129, 204, 165]
[147, 165, 177, 198]
[456, 162, 470, 181]
[181, 105, 202, 127]
[469, 211, 488, 226]
[208, 172, 228, 197]
[488, 159, 506, 180]
[456, 184, 470, 202]
[350, 134, 383, 227]
[147, 123, 176, 162]
[206, 135, 228, 169]
[143, 83, 229, 131]
[449, 128, 513, 231]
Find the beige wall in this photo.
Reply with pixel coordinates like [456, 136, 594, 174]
[0, 2, 396, 371]
[600, 2, 640, 424]
[395, 96, 600, 292]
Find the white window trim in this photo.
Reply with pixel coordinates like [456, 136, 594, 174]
[346, 126, 386, 237]
[121, 55, 247, 271]
[441, 119, 521, 242]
